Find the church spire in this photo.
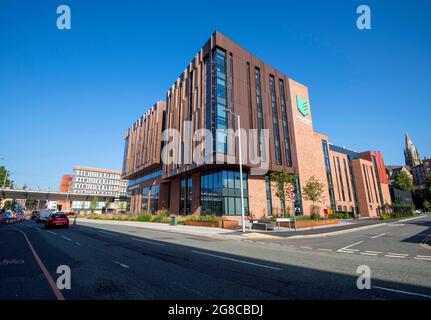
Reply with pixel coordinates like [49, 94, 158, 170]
[404, 132, 421, 167]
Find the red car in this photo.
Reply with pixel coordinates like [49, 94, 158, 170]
[45, 213, 69, 229]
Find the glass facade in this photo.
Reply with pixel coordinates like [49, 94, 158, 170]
[269, 75, 281, 165]
[265, 175, 273, 216]
[180, 176, 192, 215]
[205, 47, 228, 154]
[336, 157, 346, 202]
[141, 184, 159, 214]
[372, 156, 384, 206]
[255, 68, 265, 161]
[322, 140, 336, 209]
[200, 169, 248, 215]
[343, 158, 352, 202]
[127, 168, 162, 188]
[279, 79, 292, 167]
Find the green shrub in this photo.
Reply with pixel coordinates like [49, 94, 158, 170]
[136, 214, 152, 222]
[380, 213, 391, 220]
[310, 213, 320, 221]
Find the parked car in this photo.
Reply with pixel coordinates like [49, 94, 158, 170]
[31, 211, 40, 220]
[37, 209, 54, 223]
[415, 209, 424, 214]
[45, 212, 69, 229]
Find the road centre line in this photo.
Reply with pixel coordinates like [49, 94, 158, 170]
[61, 236, 72, 241]
[192, 250, 282, 271]
[46, 231, 57, 235]
[364, 251, 382, 254]
[414, 257, 431, 261]
[373, 286, 431, 299]
[360, 252, 378, 256]
[114, 261, 130, 269]
[385, 255, 406, 259]
[387, 253, 408, 256]
[371, 233, 386, 239]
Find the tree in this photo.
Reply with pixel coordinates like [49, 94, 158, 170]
[104, 201, 111, 213]
[0, 166, 14, 188]
[394, 170, 413, 192]
[302, 176, 325, 216]
[269, 171, 296, 217]
[25, 199, 38, 210]
[89, 197, 98, 213]
[425, 176, 431, 201]
[423, 200, 431, 213]
[118, 201, 126, 213]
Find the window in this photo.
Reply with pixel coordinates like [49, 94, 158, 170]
[279, 80, 292, 167]
[200, 169, 248, 215]
[265, 175, 273, 216]
[343, 159, 352, 202]
[269, 75, 281, 165]
[255, 68, 265, 161]
[322, 140, 336, 209]
[180, 176, 192, 215]
[337, 157, 346, 202]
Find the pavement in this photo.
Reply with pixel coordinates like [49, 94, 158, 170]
[0, 215, 430, 299]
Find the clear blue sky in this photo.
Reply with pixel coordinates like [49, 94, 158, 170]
[1, 0, 430, 189]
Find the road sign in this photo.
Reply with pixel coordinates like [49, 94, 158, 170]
[287, 184, 295, 192]
[289, 191, 296, 200]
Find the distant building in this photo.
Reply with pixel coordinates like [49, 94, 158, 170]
[404, 133, 421, 167]
[67, 166, 128, 213]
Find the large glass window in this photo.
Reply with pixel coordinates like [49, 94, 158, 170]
[269, 75, 281, 165]
[204, 48, 229, 154]
[265, 175, 273, 216]
[200, 169, 248, 215]
[322, 140, 336, 209]
[180, 176, 192, 215]
[343, 159, 352, 202]
[279, 79, 292, 167]
[255, 68, 265, 161]
[337, 157, 346, 202]
[149, 184, 160, 214]
[141, 187, 149, 212]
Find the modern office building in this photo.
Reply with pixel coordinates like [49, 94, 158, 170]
[69, 166, 128, 212]
[122, 31, 391, 218]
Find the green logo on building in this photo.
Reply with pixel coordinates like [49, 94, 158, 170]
[296, 95, 309, 116]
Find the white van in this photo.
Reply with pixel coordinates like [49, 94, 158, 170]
[37, 210, 53, 223]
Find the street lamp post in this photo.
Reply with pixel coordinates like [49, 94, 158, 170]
[225, 109, 246, 233]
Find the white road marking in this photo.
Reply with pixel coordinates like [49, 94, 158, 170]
[414, 257, 431, 261]
[385, 255, 406, 259]
[269, 243, 281, 246]
[317, 248, 333, 252]
[387, 253, 408, 256]
[339, 250, 355, 254]
[364, 251, 382, 254]
[373, 286, 431, 299]
[387, 223, 405, 226]
[192, 250, 282, 271]
[337, 241, 363, 253]
[300, 246, 313, 250]
[75, 242, 81, 246]
[98, 230, 119, 237]
[114, 261, 130, 269]
[46, 231, 57, 235]
[360, 252, 378, 256]
[371, 233, 386, 239]
[131, 238, 166, 246]
[61, 236, 72, 241]
[416, 255, 431, 258]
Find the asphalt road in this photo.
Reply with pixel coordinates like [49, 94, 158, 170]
[1, 216, 430, 300]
